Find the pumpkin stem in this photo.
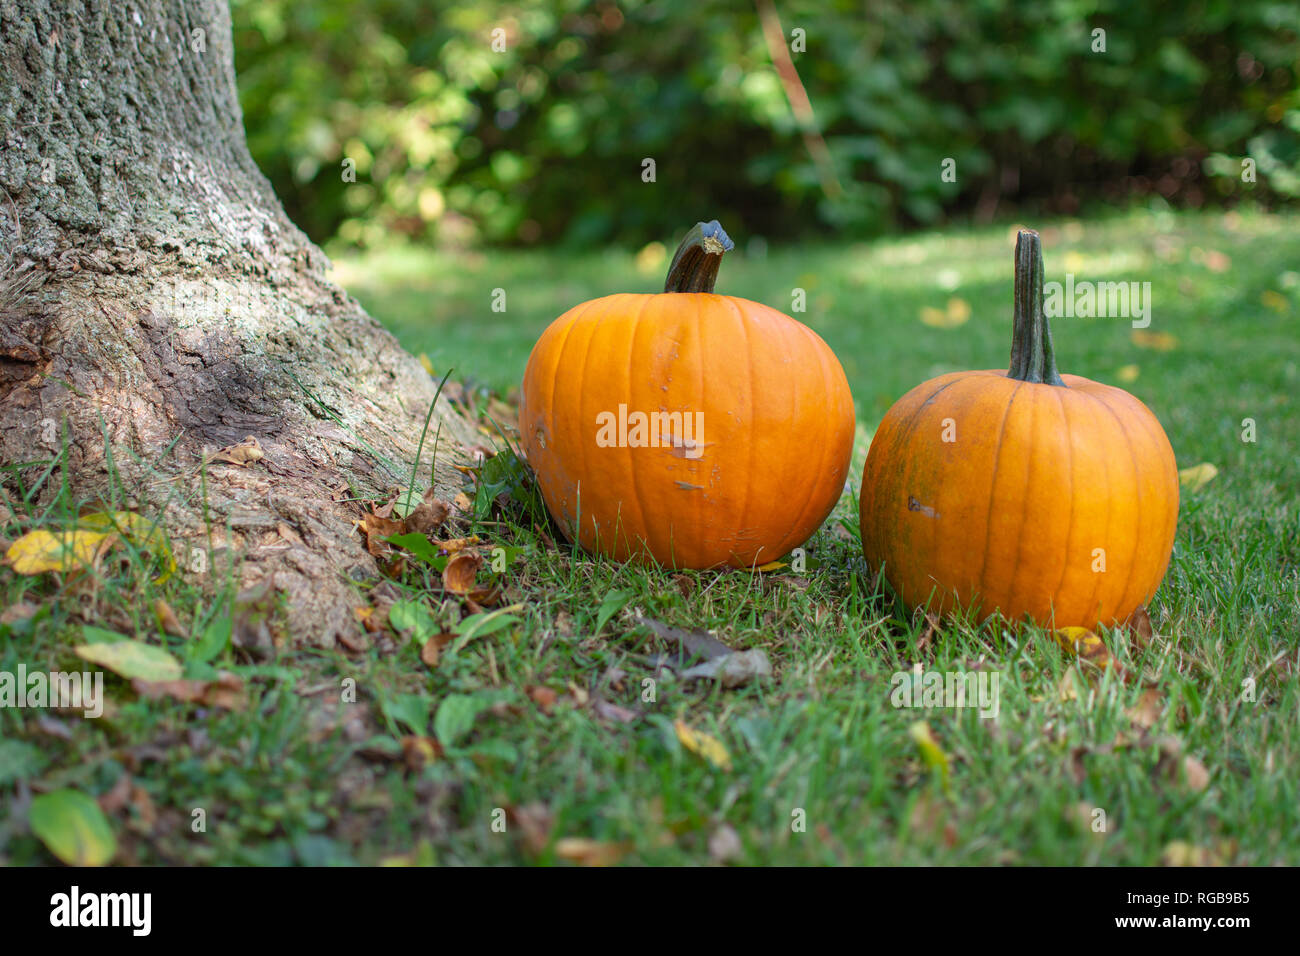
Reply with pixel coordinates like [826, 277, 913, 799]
[1007, 229, 1066, 386]
[664, 220, 734, 293]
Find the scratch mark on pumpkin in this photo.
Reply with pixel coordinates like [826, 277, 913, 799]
[908, 496, 940, 519]
[676, 481, 705, 491]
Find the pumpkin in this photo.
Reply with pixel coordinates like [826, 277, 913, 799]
[859, 230, 1179, 629]
[519, 220, 855, 569]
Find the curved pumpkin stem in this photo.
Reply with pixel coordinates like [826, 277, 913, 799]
[664, 220, 734, 293]
[1007, 229, 1066, 386]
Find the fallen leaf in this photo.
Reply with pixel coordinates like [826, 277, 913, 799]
[1131, 329, 1179, 351]
[680, 649, 772, 688]
[453, 492, 474, 512]
[1182, 755, 1210, 792]
[400, 735, 443, 771]
[1202, 249, 1231, 273]
[527, 685, 559, 713]
[1260, 290, 1290, 314]
[75, 640, 183, 682]
[674, 719, 732, 771]
[708, 824, 743, 863]
[1126, 688, 1165, 729]
[1051, 626, 1121, 672]
[4, 529, 116, 574]
[1161, 840, 1223, 867]
[442, 552, 482, 594]
[153, 599, 184, 637]
[28, 789, 117, 866]
[131, 672, 245, 710]
[637, 613, 734, 662]
[553, 837, 630, 867]
[362, 512, 405, 557]
[909, 721, 950, 793]
[1, 602, 39, 626]
[1116, 364, 1140, 383]
[206, 435, 264, 467]
[404, 496, 450, 535]
[419, 632, 455, 668]
[591, 698, 639, 723]
[507, 803, 554, 855]
[1178, 462, 1218, 491]
[1125, 606, 1154, 649]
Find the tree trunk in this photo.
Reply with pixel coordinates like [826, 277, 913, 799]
[0, 0, 477, 645]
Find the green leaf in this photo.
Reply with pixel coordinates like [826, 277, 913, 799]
[388, 600, 438, 644]
[75, 640, 183, 681]
[594, 589, 632, 635]
[28, 789, 118, 866]
[386, 533, 448, 569]
[380, 693, 430, 736]
[190, 614, 232, 663]
[450, 608, 520, 653]
[434, 693, 492, 747]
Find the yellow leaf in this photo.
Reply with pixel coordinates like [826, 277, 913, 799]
[1131, 329, 1179, 351]
[418, 353, 436, 376]
[635, 241, 667, 276]
[946, 297, 971, 324]
[909, 721, 950, 794]
[756, 560, 787, 572]
[1178, 462, 1218, 492]
[554, 837, 630, 867]
[75, 641, 183, 682]
[1116, 364, 1140, 383]
[674, 719, 731, 771]
[80, 511, 175, 583]
[4, 529, 114, 574]
[28, 789, 117, 866]
[1260, 290, 1289, 314]
[1050, 626, 1119, 671]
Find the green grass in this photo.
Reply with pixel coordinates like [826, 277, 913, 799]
[2, 206, 1297, 865]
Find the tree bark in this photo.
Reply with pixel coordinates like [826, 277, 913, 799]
[0, 0, 477, 645]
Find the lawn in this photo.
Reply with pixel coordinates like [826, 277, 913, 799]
[2, 207, 1297, 865]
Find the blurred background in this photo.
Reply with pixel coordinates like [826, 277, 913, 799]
[226, 0, 1299, 488]
[230, 0, 1299, 251]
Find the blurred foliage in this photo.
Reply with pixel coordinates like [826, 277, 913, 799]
[230, 0, 1300, 248]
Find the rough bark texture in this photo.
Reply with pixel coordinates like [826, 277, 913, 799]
[0, 0, 478, 645]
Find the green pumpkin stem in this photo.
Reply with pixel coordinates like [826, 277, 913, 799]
[1007, 229, 1066, 386]
[664, 220, 734, 293]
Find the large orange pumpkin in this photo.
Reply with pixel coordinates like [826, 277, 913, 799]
[520, 221, 855, 569]
[859, 230, 1179, 629]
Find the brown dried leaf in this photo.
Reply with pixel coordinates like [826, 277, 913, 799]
[153, 599, 184, 637]
[206, 435, 264, 467]
[1125, 605, 1155, 650]
[1126, 688, 1165, 729]
[362, 512, 405, 558]
[553, 837, 630, 867]
[131, 672, 245, 710]
[507, 802, 554, 855]
[403, 495, 450, 535]
[1183, 755, 1210, 792]
[400, 735, 443, 771]
[419, 632, 455, 668]
[442, 552, 482, 595]
[591, 698, 639, 723]
[527, 685, 559, 714]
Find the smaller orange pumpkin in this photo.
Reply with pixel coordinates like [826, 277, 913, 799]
[859, 230, 1179, 629]
[519, 221, 855, 569]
